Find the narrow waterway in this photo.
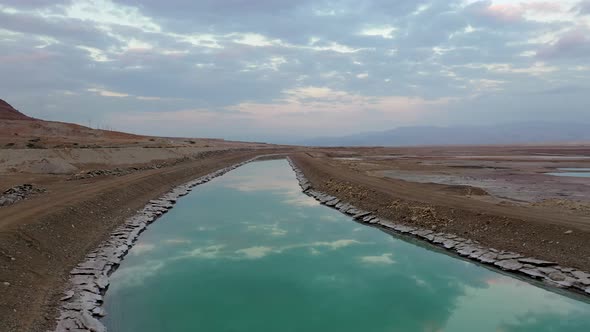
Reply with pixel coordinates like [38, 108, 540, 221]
[103, 160, 590, 332]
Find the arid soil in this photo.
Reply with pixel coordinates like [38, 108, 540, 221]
[291, 146, 590, 274]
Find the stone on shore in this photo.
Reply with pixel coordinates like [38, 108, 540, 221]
[518, 258, 556, 267]
[495, 259, 523, 271]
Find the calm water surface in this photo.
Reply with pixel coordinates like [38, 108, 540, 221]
[547, 168, 590, 178]
[103, 160, 590, 332]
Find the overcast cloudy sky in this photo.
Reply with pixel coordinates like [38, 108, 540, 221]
[1, 0, 589, 142]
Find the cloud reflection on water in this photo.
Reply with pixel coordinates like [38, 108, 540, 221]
[359, 253, 396, 265]
[223, 170, 319, 207]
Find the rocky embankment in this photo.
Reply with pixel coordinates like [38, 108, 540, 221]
[287, 158, 590, 297]
[52, 157, 262, 332]
[0, 184, 45, 207]
[67, 150, 253, 180]
[68, 157, 191, 180]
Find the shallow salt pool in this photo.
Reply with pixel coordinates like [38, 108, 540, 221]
[547, 168, 590, 178]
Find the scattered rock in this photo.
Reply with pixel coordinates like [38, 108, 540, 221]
[326, 198, 340, 207]
[477, 252, 498, 264]
[548, 271, 566, 282]
[442, 239, 457, 250]
[564, 230, 573, 234]
[68, 157, 192, 180]
[518, 258, 556, 267]
[494, 259, 523, 271]
[92, 307, 107, 317]
[0, 184, 46, 207]
[572, 271, 590, 285]
[520, 268, 545, 279]
[353, 211, 372, 220]
[457, 245, 478, 257]
[60, 290, 74, 301]
[2, 281, 10, 287]
[496, 252, 522, 260]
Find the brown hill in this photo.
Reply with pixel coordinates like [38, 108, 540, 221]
[0, 99, 33, 120]
[0, 98, 155, 148]
[0, 98, 267, 150]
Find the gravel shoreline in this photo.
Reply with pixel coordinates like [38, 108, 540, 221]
[287, 157, 590, 299]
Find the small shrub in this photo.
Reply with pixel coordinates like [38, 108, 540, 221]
[26, 143, 46, 149]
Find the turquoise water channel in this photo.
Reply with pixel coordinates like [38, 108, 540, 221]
[103, 160, 590, 332]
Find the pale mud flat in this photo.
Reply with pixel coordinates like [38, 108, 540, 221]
[330, 151, 590, 211]
[373, 161, 590, 204]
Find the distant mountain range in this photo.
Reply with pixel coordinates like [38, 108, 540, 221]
[302, 123, 590, 147]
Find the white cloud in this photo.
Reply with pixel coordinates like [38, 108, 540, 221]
[77, 46, 110, 62]
[235, 246, 274, 259]
[182, 245, 225, 259]
[163, 238, 192, 245]
[245, 223, 288, 236]
[309, 239, 361, 250]
[360, 25, 397, 39]
[63, 0, 161, 32]
[109, 260, 165, 288]
[87, 88, 129, 98]
[130, 243, 155, 255]
[359, 253, 395, 265]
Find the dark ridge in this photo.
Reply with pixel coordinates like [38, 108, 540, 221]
[0, 99, 33, 120]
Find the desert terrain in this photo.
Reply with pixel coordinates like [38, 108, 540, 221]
[1, 99, 589, 331]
